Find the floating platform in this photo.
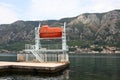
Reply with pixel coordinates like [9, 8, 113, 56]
[0, 62, 69, 74]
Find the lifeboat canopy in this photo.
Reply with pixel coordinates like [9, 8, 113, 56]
[39, 25, 62, 38]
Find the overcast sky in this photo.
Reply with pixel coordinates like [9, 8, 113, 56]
[0, 0, 120, 24]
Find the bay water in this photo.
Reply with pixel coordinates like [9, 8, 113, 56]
[0, 53, 120, 80]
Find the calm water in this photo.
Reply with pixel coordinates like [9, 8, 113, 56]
[0, 53, 17, 61]
[0, 53, 120, 80]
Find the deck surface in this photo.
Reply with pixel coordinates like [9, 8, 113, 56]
[0, 61, 66, 67]
[0, 61, 69, 73]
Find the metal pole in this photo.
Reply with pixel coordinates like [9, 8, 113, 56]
[62, 22, 67, 51]
[61, 22, 67, 61]
[35, 23, 41, 50]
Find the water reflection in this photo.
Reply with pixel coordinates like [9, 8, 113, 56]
[69, 54, 120, 80]
[0, 69, 70, 80]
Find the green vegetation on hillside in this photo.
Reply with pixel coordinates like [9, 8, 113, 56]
[0, 41, 34, 51]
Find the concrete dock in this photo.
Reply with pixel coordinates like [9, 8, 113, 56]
[0, 62, 69, 74]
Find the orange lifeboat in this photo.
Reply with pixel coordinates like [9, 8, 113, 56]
[39, 25, 62, 38]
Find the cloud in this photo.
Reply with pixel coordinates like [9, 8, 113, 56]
[0, 0, 120, 24]
[79, 0, 120, 13]
[0, 2, 19, 24]
[28, 0, 120, 21]
[28, 0, 81, 20]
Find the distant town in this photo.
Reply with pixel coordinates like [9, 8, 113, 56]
[0, 44, 120, 54]
[69, 45, 120, 54]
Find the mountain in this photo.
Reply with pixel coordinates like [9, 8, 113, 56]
[0, 9, 120, 51]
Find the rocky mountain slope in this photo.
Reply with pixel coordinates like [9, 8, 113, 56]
[0, 9, 120, 51]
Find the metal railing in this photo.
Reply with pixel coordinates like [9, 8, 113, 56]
[24, 44, 69, 62]
[25, 44, 63, 50]
[25, 44, 35, 50]
[17, 53, 69, 62]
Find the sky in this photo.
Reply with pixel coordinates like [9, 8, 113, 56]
[0, 0, 120, 24]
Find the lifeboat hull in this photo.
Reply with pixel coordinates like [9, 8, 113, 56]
[40, 32, 62, 38]
[39, 25, 62, 38]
